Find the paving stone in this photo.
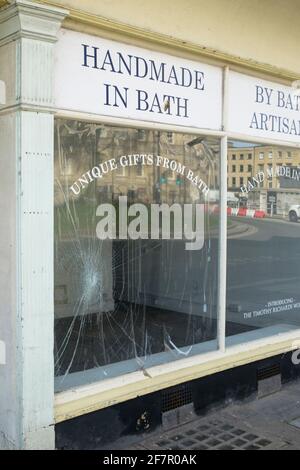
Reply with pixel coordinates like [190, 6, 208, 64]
[244, 444, 261, 450]
[255, 439, 272, 447]
[243, 433, 259, 441]
[186, 429, 197, 436]
[230, 429, 246, 436]
[218, 445, 234, 450]
[195, 434, 208, 442]
[231, 438, 247, 447]
[219, 434, 233, 441]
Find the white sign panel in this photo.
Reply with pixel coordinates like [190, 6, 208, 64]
[228, 71, 300, 143]
[54, 29, 222, 130]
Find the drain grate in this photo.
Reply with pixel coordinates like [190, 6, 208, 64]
[138, 417, 279, 450]
[162, 383, 193, 413]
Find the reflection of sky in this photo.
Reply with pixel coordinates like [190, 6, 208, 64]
[229, 141, 260, 148]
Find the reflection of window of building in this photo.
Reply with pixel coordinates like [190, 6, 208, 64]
[240, 165, 244, 172]
[167, 169, 176, 180]
[232, 165, 236, 173]
[288, 151, 292, 159]
[240, 177, 244, 185]
[248, 153, 252, 160]
[240, 154, 244, 160]
[232, 177, 236, 186]
[248, 165, 252, 173]
[101, 127, 108, 138]
[137, 129, 146, 140]
[258, 164, 264, 172]
[232, 154, 236, 160]
[269, 152, 273, 159]
[169, 190, 177, 203]
[137, 187, 147, 201]
[167, 132, 174, 143]
[136, 162, 144, 176]
[278, 151, 282, 158]
[116, 163, 126, 176]
[98, 185, 110, 202]
[62, 157, 74, 176]
[259, 152, 264, 160]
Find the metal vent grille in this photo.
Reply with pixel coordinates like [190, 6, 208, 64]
[257, 363, 281, 381]
[162, 383, 193, 413]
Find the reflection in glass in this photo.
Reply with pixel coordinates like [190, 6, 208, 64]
[54, 121, 220, 390]
[227, 141, 300, 343]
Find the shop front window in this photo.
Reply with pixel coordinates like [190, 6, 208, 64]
[227, 141, 300, 344]
[54, 120, 220, 391]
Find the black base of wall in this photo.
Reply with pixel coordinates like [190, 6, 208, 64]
[55, 351, 300, 449]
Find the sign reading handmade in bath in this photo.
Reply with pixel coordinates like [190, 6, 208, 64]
[228, 71, 300, 143]
[54, 29, 222, 129]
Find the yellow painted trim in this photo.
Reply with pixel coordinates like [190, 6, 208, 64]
[1, 0, 299, 82]
[55, 338, 297, 423]
[5, 0, 293, 83]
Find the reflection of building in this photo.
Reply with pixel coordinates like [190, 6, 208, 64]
[258, 188, 300, 217]
[97, 129, 190, 205]
[228, 145, 300, 192]
[227, 146, 254, 191]
[55, 123, 219, 207]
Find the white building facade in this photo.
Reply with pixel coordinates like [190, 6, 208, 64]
[1, 0, 300, 449]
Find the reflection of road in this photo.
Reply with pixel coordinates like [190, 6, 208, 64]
[55, 214, 300, 332]
[227, 219, 258, 239]
[227, 216, 300, 328]
[230, 216, 300, 240]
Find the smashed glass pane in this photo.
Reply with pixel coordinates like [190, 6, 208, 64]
[54, 120, 220, 391]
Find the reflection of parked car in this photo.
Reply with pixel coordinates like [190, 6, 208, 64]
[289, 205, 300, 222]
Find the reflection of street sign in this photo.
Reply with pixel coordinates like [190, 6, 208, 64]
[176, 176, 182, 186]
[0, 340, 6, 365]
[160, 176, 167, 184]
[267, 191, 277, 215]
[0, 81, 6, 105]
